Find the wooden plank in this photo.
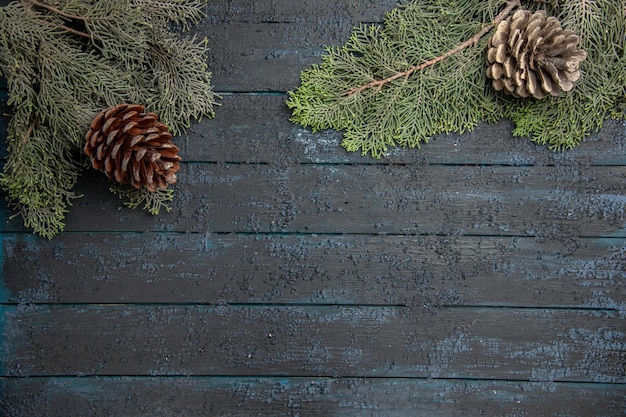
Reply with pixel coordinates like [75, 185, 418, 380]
[3, 233, 624, 309]
[2, 164, 619, 236]
[0, 89, 6, 160]
[202, 22, 347, 92]
[2, 305, 624, 382]
[180, 94, 626, 165]
[200, 0, 398, 91]
[204, 0, 397, 24]
[1, 376, 625, 417]
[0, 1, 392, 97]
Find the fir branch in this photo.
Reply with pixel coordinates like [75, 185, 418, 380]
[145, 34, 217, 135]
[288, 0, 512, 157]
[21, 0, 110, 22]
[10, 206, 68, 240]
[132, 0, 207, 30]
[110, 184, 174, 215]
[0, 0, 217, 238]
[20, 0, 109, 40]
[0, 124, 81, 239]
[343, 0, 521, 97]
[55, 23, 92, 40]
[288, 0, 625, 157]
[22, 117, 36, 141]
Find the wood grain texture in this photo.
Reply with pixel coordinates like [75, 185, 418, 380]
[2, 305, 625, 382]
[1, 0, 625, 415]
[40, 164, 626, 236]
[200, 1, 396, 92]
[3, 233, 624, 309]
[1, 377, 625, 417]
[178, 94, 626, 165]
[205, 0, 398, 24]
[0, 89, 6, 159]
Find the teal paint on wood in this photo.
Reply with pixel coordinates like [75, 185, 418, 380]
[0, 85, 7, 160]
[0, 306, 10, 376]
[2, 376, 626, 417]
[180, 95, 626, 165]
[0, 235, 12, 303]
[2, 304, 625, 382]
[3, 232, 625, 308]
[603, 225, 626, 239]
[0, 1, 624, 414]
[21, 164, 624, 236]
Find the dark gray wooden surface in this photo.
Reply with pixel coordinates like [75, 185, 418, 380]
[1, 1, 625, 416]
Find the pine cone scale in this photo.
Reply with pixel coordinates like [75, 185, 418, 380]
[135, 148, 147, 161]
[492, 21, 509, 45]
[106, 130, 119, 145]
[122, 110, 142, 121]
[538, 69, 555, 94]
[526, 71, 541, 98]
[122, 121, 138, 134]
[96, 144, 106, 161]
[102, 115, 119, 133]
[486, 9, 586, 99]
[121, 152, 131, 172]
[130, 135, 144, 147]
[84, 103, 181, 192]
[495, 44, 507, 63]
[133, 164, 143, 184]
[85, 132, 99, 153]
[504, 60, 514, 78]
[104, 157, 114, 173]
[110, 142, 123, 160]
[149, 151, 161, 162]
[144, 133, 162, 143]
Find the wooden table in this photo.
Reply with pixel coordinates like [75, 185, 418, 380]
[1, 1, 625, 415]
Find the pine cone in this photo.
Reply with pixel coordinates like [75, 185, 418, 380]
[486, 9, 587, 99]
[84, 104, 181, 192]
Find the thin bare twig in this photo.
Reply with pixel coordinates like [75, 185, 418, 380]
[341, 0, 521, 97]
[22, 118, 37, 142]
[22, 0, 108, 22]
[21, 0, 103, 40]
[57, 23, 93, 40]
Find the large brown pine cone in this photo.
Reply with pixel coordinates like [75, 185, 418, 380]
[486, 9, 587, 99]
[84, 104, 181, 192]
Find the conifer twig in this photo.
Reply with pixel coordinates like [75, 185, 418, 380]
[56, 23, 93, 40]
[21, 0, 106, 40]
[22, 118, 36, 142]
[22, 0, 110, 22]
[341, 0, 521, 97]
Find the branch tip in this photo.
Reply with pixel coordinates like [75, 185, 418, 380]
[341, 0, 520, 97]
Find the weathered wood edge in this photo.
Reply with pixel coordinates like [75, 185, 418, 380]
[2, 164, 619, 236]
[1, 376, 625, 417]
[204, 0, 398, 24]
[179, 94, 626, 166]
[2, 233, 624, 309]
[2, 305, 624, 382]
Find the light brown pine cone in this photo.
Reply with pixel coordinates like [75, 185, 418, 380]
[486, 9, 587, 99]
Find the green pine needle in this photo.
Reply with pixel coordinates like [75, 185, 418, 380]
[287, 0, 626, 157]
[0, 0, 218, 238]
[109, 185, 174, 216]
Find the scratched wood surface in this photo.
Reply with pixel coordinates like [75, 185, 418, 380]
[1, 1, 625, 416]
